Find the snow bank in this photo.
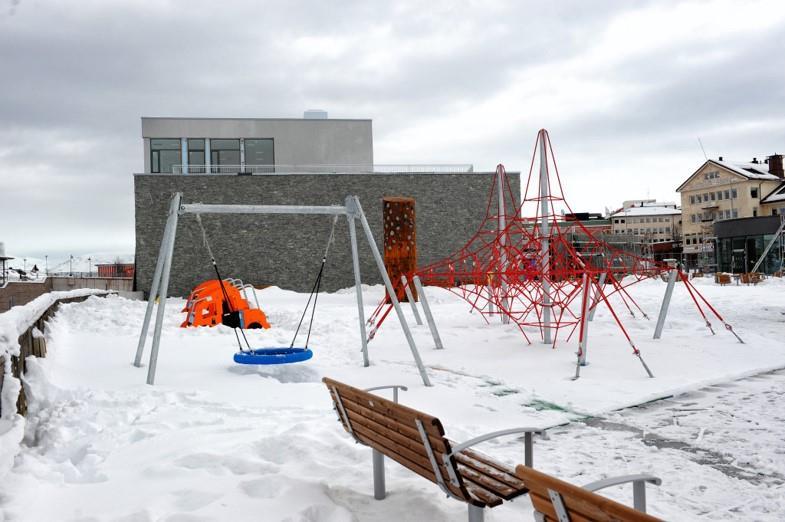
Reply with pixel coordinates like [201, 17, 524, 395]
[0, 289, 110, 479]
[0, 371, 24, 478]
[0, 280, 784, 519]
[0, 288, 110, 359]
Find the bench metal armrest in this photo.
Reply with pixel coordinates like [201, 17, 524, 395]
[363, 385, 408, 403]
[449, 427, 546, 467]
[582, 474, 662, 513]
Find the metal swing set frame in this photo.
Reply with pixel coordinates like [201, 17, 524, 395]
[133, 193, 433, 386]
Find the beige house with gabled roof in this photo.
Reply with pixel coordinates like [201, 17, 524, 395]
[676, 155, 783, 264]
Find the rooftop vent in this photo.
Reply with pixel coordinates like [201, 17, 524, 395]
[304, 109, 328, 119]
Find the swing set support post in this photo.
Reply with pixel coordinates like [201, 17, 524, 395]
[412, 275, 444, 350]
[345, 196, 369, 367]
[351, 196, 432, 386]
[136, 194, 432, 387]
[400, 275, 423, 325]
[134, 192, 181, 370]
[653, 267, 678, 340]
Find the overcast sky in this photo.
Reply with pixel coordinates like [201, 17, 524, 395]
[2, 0, 784, 260]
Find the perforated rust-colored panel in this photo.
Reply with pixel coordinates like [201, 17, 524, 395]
[383, 197, 417, 302]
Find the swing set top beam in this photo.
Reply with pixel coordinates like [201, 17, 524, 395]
[180, 203, 350, 216]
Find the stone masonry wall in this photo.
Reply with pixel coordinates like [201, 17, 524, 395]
[134, 172, 520, 297]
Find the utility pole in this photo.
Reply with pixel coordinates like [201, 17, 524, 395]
[69, 255, 73, 276]
[45, 255, 48, 275]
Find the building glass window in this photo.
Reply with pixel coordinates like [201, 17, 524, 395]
[150, 138, 181, 174]
[187, 139, 205, 173]
[732, 209, 738, 218]
[210, 139, 240, 172]
[751, 187, 758, 198]
[731, 188, 737, 198]
[724, 190, 730, 199]
[689, 195, 695, 204]
[716, 191, 722, 200]
[710, 192, 715, 201]
[244, 139, 275, 172]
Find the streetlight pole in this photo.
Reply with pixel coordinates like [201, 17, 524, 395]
[88, 257, 92, 276]
[69, 255, 73, 276]
[45, 255, 48, 275]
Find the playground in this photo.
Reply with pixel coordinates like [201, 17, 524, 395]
[3, 132, 785, 520]
[1, 275, 785, 520]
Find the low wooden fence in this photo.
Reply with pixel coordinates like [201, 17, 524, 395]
[0, 292, 112, 417]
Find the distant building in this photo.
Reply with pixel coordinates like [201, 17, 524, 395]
[134, 115, 516, 297]
[676, 155, 783, 269]
[609, 200, 682, 246]
[141, 114, 373, 174]
[714, 216, 783, 274]
[96, 263, 135, 278]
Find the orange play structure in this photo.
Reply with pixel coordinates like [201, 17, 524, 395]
[181, 279, 270, 329]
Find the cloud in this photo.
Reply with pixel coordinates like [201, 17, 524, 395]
[1, 0, 783, 257]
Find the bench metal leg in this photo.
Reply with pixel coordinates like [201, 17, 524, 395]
[633, 480, 646, 512]
[468, 505, 484, 522]
[372, 449, 386, 500]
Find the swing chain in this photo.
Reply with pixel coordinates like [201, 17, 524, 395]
[290, 216, 340, 349]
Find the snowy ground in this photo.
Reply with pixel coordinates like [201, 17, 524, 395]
[1, 277, 784, 520]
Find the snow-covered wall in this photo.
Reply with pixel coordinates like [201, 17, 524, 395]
[0, 289, 111, 477]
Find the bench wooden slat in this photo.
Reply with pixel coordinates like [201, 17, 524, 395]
[529, 492, 594, 522]
[516, 466, 663, 522]
[464, 482, 503, 508]
[454, 450, 527, 491]
[325, 378, 442, 431]
[456, 463, 517, 498]
[337, 392, 450, 452]
[349, 419, 469, 501]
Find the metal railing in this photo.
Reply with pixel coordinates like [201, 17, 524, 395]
[168, 164, 475, 175]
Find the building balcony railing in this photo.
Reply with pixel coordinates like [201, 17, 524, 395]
[167, 164, 475, 175]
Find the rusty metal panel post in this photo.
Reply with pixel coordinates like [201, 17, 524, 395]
[383, 197, 417, 302]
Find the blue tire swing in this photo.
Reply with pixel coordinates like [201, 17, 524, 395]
[225, 216, 338, 365]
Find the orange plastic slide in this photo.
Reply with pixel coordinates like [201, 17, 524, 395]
[181, 279, 270, 329]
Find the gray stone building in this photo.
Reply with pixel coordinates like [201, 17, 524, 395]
[134, 116, 519, 296]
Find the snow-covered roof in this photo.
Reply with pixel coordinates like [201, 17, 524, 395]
[714, 159, 780, 181]
[611, 206, 681, 217]
[677, 159, 781, 192]
[762, 182, 785, 204]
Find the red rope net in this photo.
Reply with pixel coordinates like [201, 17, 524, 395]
[370, 130, 742, 376]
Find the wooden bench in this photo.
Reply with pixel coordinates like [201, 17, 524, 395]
[740, 272, 763, 285]
[715, 273, 731, 285]
[515, 465, 663, 521]
[324, 377, 544, 522]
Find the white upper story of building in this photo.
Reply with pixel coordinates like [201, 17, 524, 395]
[141, 113, 373, 174]
[609, 200, 682, 244]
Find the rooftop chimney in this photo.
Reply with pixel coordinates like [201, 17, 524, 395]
[752, 157, 758, 164]
[718, 156, 723, 161]
[769, 153, 784, 179]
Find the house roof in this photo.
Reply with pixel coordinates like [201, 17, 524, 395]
[676, 159, 780, 192]
[762, 182, 785, 204]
